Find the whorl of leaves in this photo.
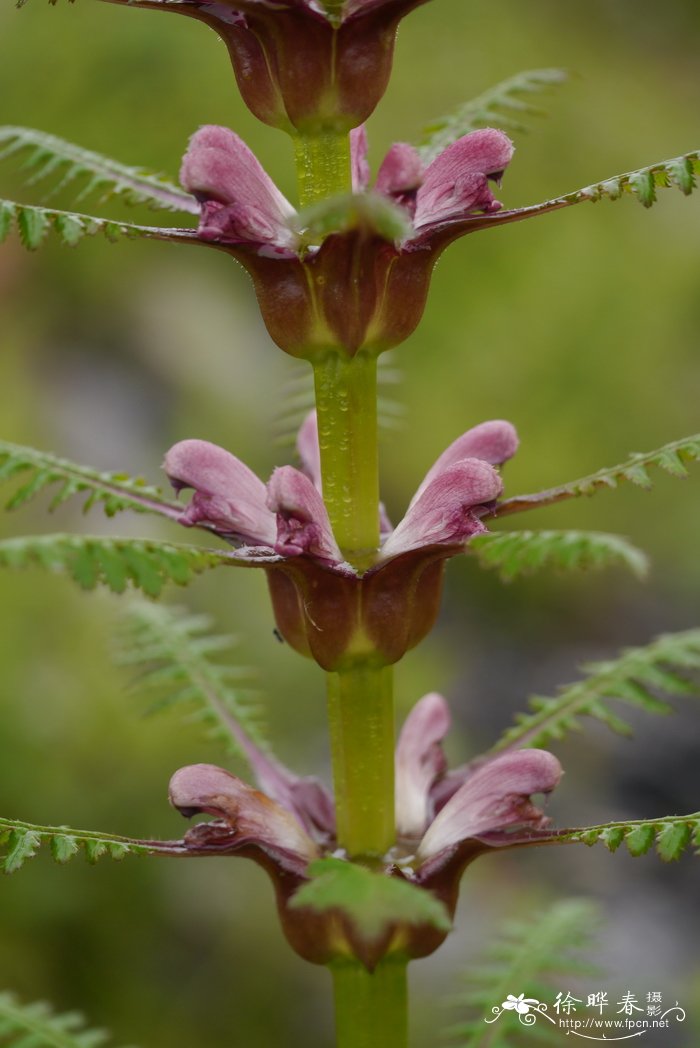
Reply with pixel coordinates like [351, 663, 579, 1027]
[471, 529, 648, 582]
[496, 433, 700, 518]
[0, 198, 195, 251]
[491, 628, 700, 751]
[0, 534, 225, 597]
[0, 817, 152, 875]
[0, 126, 197, 213]
[0, 441, 180, 520]
[420, 68, 568, 163]
[117, 603, 267, 760]
[446, 899, 599, 1047]
[0, 990, 139, 1048]
[562, 813, 700, 863]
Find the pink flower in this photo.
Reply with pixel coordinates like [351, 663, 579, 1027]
[99, 0, 429, 133]
[172, 123, 514, 357]
[168, 691, 562, 967]
[162, 413, 518, 668]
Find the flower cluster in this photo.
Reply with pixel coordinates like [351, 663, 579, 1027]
[164, 413, 518, 668]
[177, 123, 514, 357]
[169, 692, 563, 968]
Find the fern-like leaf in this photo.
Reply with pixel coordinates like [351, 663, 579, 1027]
[560, 812, 700, 863]
[0, 441, 182, 520]
[0, 990, 138, 1048]
[420, 69, 567, 164]
[0, 126, 197, 213]
[471, 530, 648, 582]
[0, 535, 227, 597]
[117, 603, 268, 760]
[446, 899, 599, 1047]
[0, 198, 197, 251]
[491, 628, 700, 751]
[0, 816, 176, 875]
[496, 433, 700, 518]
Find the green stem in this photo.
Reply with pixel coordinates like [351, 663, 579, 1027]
[331, 959, 408, 1048]
[294, 131, 352, 208]
[326, 664, 394, 858]
[313, 352, 380, 571]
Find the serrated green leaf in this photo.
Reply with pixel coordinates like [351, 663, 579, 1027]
[290, 857, 451, 943]
[0, 126, 197, 214]
[3, 829, 41, 874]
[17, 204, 50, 248]
[655, 821, 692, 862]
[0, 196, 196, 254]
[117, 603, 268, 764]
[0, 990, 138, 1048]
[491, 628, 700, 751]
[0, 816, 182, 880]
[50, 834, 80, 864]
[625, 824, 656, 856]
[496, 433, 700, 519]
[471, 530, 648, 582]
[0, 201, 14, 243]
[628, 169, 656, 207]
[420, 68, 567, 163]
[0, 535, 226, 597]
[599, 826, 625, 852]
[446, 900, 599, 1047]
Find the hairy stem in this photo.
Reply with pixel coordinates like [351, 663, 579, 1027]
[331, 959, 408, 1048]
[326, 664, 395, 858]
[313, 352, 380, 570]
[294, 131, 352, 208]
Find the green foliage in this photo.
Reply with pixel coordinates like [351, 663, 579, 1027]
[296, 191, 412, 247]
[0, 198, 181, 251]
[0, 817, 150, 875]
[0, 990, 138, 1048]
[491, 628, 700, 751]
[471, 530, 648, 582]
[563, 812, 700, 863]
[290, 858, 451, 943]
[567, 151, 700, 209]
[497, 433, 700, 518]
[0, 126, 197, 213]
[420, 68, 568, 163]
[446, 899, 599, 1047]
[0, 441, 180, 519]
[0, 534, 225, 597]
[117, 603, 267, 760]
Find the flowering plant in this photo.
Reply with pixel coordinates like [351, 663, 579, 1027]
[1, 2, 700, 1046]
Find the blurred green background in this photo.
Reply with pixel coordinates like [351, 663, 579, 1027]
[1, 0, 699, 1044]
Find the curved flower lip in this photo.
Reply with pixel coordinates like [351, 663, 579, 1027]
[178, 123, 515, 257]
[395, 692, 451, 839]
[169, 764, 321, 873]
[169, 693, 562, 884]
[415, 748, 563, 864]
[163, 413, 517, 576]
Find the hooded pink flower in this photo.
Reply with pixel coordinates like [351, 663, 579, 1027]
[162, 413, 518, 668]
[172, 123, 514, 357]
[99, 0, 430, 133]
[167, 691, 562, 967]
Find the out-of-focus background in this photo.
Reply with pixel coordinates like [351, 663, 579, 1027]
[1, 0, 699, 1044]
